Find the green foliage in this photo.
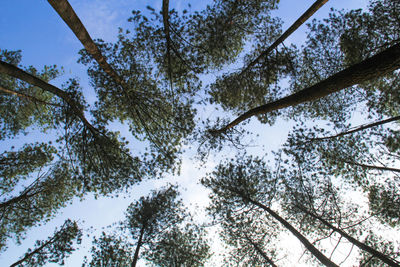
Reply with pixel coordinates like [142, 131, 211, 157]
[358, 232, 400, 267]
[202, 156, 282, 265]
[83, 186, 209, 266]
[0, 161, 79, 252]
[0, 142, 56, 193]
[82, 232, 133, 267]
[78, 37, 195, 174]
[124, 185, 185, 243]
[186, 0, 281, 69]
[209, 47, 293, 125]
[369, 182, 400, 227]
[287, 0, 400, 123]
[11, 219, 82, 266]
[0, 49, 62, 139]
[2, 0, 400, 265]
[143, 223, 211, 267]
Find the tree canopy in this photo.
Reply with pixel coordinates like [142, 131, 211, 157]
[1, 0, 400, 266]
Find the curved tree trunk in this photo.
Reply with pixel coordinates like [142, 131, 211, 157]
[240, 0, 329, 75]
[297, 205, 400, 267]
[213, 43, 400, 134]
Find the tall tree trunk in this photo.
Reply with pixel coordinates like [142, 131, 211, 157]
[47, 0, 127, 89]
[297, 205, 400, 267]
[311, 115, 400, 141]
[131, 224, 146, 267]
[240, 0, 329, 75]
[244, 197, 338, 267]
[213, 43, 400, 134]
[0, 60, 98, 135]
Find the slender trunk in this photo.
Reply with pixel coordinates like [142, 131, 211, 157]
[10, 235, 58, 267]
[131, 224, 146, 267]
[243, 234, 277, 267]
[343, 160, 400, 173]
[312, 116, 400, 141]
[162, 0, 174, 93]
[297, 205, 400, 267]
[0, 85, 62, 107]
[0, 60, 98, 135]
[244, 197, 338, 267]
[213, 43, 400, 134]
[47, 0, 126, 89]
[240, 0, 329, 75]
[162, 0, 171, 47]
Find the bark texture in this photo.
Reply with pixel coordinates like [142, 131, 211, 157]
[47, 0, 127, 89]
[214, 43, 400, 134]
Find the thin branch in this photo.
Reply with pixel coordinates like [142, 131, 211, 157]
[311, 116, 400, 141]
[0, 85, 63, 107]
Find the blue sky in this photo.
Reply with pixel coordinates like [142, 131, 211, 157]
[0, 0, 369, 266]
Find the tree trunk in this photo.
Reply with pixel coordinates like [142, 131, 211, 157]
[10, 233, 60, 267]
[0, 60, 98, 135]
[240, 0, 329, 75]
[297, 205, 400, 267]
[131, 224, 146, 267]
[213, 43, 400, 134]
[0, 85, 62, 107]
[47, 0, 126, 89]
[0, 189, 41, 210]
[245, 197, 339, 267]
[312, 115, 400, 141]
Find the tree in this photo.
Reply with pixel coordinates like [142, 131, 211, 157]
[0, 50, 62, 139]
[281, 167, 400, 266]
[239, 0, 329, 75]
[2, 0, 400, 265]
[82, 232, 134, 267]
[220, 210, 279, 266]
[0, 50, 150, 250]
[124, 185, 186, 267]
[368, 182, 400, 227]
[209, 0, 400, 133]
[143, 223, 211, 267]
[10, 219, 82, 267]
[0, 161, 78, 252]
[83, 185, 210, 267]
[201, 156, 339, 266]
[212, 43, 400, 133]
